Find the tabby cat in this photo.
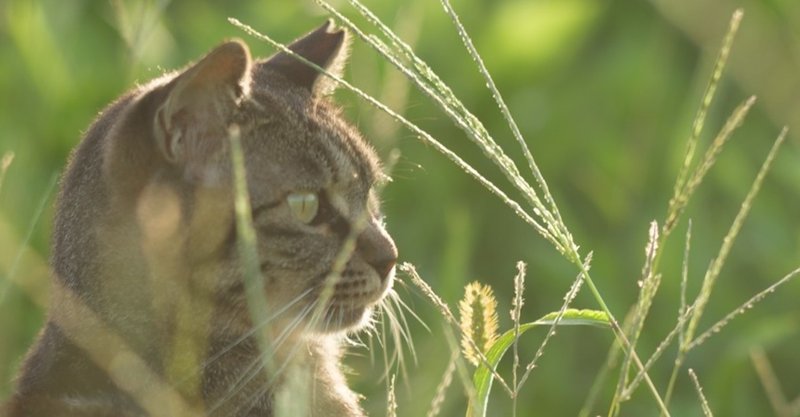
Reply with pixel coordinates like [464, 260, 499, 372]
[3, 20, 396, 417]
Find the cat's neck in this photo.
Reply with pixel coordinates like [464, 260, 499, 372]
[203, 332, 363, 417]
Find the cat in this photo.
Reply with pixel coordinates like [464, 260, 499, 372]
[3, 20, 397, 417]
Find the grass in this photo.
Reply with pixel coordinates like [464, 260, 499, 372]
[233, 3, 799, 416]
[1, 1, 799, 416]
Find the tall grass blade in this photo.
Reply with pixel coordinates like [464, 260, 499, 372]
[229, 125, 274, 374]
[0, 172, 57, 306]
[667, 9, 743, 236]
[438, 0, 572, 250]
[510, 261, 526, 417]
[621, 303, 694, 399]
[578, 340, 620, 417]
[0, 151, 13, 193]
[386, 374, 398, 417]
[750, 347, 792, 417]
[686, 127, 788, 344]
[690, 265, 800, 350]
[442, 324, 479, 415]
[613, 222, 662, 404]
[620, 222, 694, 400]
[427, 351, 458, 417]
[665, 95, 756, 236]
[662, 127, 788, 413]
[688, 369, 714, 417]
[679, 220, 692, 348]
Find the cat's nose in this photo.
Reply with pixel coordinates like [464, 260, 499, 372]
[357, 224, 398, 282]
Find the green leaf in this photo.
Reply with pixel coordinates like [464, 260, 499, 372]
[467, 309, 610, 417]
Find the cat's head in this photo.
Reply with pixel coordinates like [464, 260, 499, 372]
[106, 21, 397, 336]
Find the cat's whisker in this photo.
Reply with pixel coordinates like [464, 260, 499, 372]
[367, 290, 419, 385]
[376, 305, 394, 382]
[208, 301, 316, 415]
[391, 288, 429, 332]
[388, 291, 419, 361]
[192, 286, 315, 382]
[360, 320, 377, 349]
[383, 299, 406, 376]
[238, 304, 321, 416]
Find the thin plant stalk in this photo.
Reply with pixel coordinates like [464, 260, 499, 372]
[686, 127, 788, 341]
[427, 351, 458, 417]
[0, 151, 14, 193]
[690, 264, 800, 350]
[624, 223, 696, 398]
[229, 125, 275, 375]
[662, 127, 788, 412]
[442, 324, 479, 413]
[688, 368, 714, 417]
[510, 261, 526, 417]
[577, 340, 618, 417]
[437, 0, 571, 247]
[620, 11, 752, 406]
[0, 172, 57, 305]
[386, 374, 398, 417]
[565, 261, 669, 417]
[617, 12, 753, 408]
[665, 9, 743, 237]
[611, 10, 750, 409]
[750, 348, 792, 417]
[611, 223, 662, 409]
[516, 253, 591, 391]
[609, 14, 748, 407]
[621, 303, 696, 399]
[679, 220, 692, 348]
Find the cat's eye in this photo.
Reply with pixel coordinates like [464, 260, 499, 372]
[287, 192, 319, 224]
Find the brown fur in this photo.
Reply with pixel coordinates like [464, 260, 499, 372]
[4, 21, 396, 417]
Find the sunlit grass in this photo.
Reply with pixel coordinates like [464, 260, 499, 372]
[1, 1, 798, 416]
[232, 4, 799, 417]
[0, 153, 13, 193]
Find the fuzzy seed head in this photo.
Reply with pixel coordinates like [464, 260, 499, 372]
[458, 281, 499, 366]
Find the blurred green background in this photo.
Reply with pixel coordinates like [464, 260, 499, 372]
[1, 0, 800, 416]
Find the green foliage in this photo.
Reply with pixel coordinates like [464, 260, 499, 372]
[2, 1, 800, 416]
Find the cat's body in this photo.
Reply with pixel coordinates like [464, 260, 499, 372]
[3, 21, 396, 417]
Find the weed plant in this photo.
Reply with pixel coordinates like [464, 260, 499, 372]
[233, 3, 799, 416]
[1, 1, 799, 417]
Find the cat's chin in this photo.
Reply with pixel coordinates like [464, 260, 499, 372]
[313, 304, 373, 334]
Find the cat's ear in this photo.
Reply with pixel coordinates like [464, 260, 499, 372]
[154, 40, 251, 181]
[263, 19, 350, 95]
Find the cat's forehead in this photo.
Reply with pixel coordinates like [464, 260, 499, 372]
[239, 87, 382, 203]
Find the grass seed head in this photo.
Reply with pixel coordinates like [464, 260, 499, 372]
[459, 281, 499, 366]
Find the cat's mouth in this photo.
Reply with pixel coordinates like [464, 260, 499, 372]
[310, 269, 390, 331]
[332, 277, 383, 304]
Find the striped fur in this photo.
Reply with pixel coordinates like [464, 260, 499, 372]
[5, 21, 396, 417]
